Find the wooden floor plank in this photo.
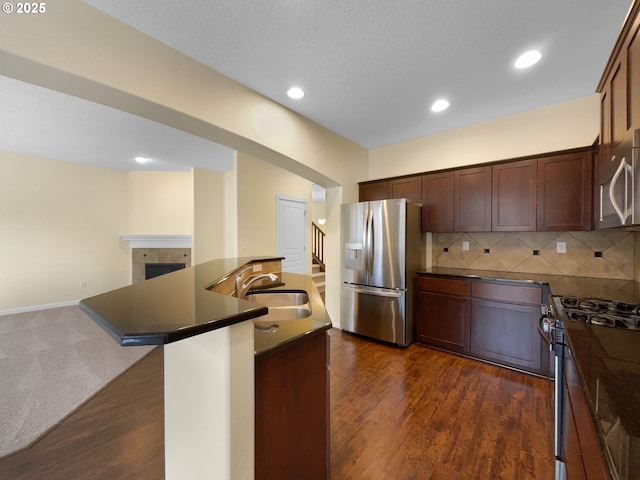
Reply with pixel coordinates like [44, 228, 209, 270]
[0, 329, 554, 479]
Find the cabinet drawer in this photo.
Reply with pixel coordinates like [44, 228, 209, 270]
[416, 276, 470, 296]
[471, 281, 541, 305]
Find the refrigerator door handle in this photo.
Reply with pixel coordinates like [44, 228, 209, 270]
[363, 209, 373, 277]
[342, 284, 404, 298]
[368, 209, 375, 276]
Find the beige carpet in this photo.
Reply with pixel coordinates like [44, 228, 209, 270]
[0, 306, 154, 458]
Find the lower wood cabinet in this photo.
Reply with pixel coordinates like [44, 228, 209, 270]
[561, 344, 611, 480]
[415, 275, 548, 376]
[416, 290, 470, 354]
[471, 299, 542, 373]
[255, 331, 329, 480]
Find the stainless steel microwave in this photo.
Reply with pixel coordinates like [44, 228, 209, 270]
[599, 129, 640, 228]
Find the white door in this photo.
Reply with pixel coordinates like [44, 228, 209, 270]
[276, 195, 307, 274]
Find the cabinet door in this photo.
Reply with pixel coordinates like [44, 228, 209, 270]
[564, 346, 611, 480]
[629, 24, 640, 131]
[389, 176, 422, 203]
[421, 171, 454, 232]
[455, 166, 491, 232]
[416, 291, 470, 354]
[359, 181, 389, 201]
[492, 159, 537, 231]
[537, 151, 593, 231]
[470, 299, 543, 375]
[255, 332, 328, 480]
[610, 61, 627, 150]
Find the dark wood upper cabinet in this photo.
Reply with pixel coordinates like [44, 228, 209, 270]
[537, 150, 593, 231]
[492, 159, 537, 231]
[389, 175, 422, 203]
[598, 4, 640, 169]
[421, 171, 454, 232]
[359, 180, 389, 201]
[629, 24, 640, 133]
[455, 166, 492, 232]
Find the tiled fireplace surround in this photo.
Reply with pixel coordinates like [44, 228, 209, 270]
[432, 230, 640, 280]
[132, 248, 192, 284]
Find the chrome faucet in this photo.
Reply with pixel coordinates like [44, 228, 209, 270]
[235, 272, 279, 299]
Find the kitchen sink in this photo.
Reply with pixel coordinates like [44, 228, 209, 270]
[245, 290, 312, 321]
[245, 291, 309, 308]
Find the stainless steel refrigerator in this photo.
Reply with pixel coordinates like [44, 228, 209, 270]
[340, 198, 422, 346]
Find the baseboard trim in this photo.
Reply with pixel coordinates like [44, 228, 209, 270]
[0, 300, 80, 316]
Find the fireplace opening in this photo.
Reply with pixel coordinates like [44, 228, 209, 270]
[145, 263, 186, 280]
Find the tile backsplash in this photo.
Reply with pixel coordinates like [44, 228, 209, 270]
[433, 230, 635, 280]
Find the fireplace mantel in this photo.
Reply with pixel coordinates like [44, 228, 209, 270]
[120, 234, 191, 249]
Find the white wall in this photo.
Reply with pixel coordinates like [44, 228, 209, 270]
[0, 151, 130, 311]
[129, 171, 193, 234]
[368, 96, 600, 179]
[237, 151, 314, 273]
[192, 168, 224, 264]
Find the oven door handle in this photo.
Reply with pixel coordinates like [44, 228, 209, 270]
[537, 314, 553, 351]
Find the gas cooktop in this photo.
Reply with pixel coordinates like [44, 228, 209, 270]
[560, 296, 640, 331]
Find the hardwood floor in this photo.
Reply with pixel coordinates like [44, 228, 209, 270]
[330, 329, 554, 479]
[0, 329, 554, 479]
[0, 347, 164, 480]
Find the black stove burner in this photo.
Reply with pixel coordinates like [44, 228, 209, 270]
[561, 297, 640, 331]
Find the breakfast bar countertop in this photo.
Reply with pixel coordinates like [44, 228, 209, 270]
[80, 256, 279, 346]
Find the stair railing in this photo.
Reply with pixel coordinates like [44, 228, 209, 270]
[311, 222, 325, 272]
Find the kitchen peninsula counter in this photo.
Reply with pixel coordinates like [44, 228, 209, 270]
[80, 256, 332, 479]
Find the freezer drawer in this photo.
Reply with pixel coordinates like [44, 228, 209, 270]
[341, 284, 413, 346]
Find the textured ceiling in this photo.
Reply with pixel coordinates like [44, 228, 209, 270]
[0, 1, 634, 173]
[0, 75, 234, 172]
[84, 0, 632, 148]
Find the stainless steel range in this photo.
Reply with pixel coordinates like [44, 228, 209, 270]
[559, 296, 640, 331]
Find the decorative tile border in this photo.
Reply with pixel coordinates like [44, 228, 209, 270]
[433, 231, 635, 280]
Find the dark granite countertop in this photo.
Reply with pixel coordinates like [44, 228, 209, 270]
[417, 267, 640, 303]
[80, 256, 331, 350]
[418, 267, 640, 479]
[251, 271, 332, 358]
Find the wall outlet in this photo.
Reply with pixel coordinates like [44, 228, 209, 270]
[556, 242, 567, 253]
[240, 242, 248, 251]
[80, 281, 87, 288]
[462, 241, 469, 251]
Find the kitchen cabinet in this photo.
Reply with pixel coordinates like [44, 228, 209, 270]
[389, 175, 422, 203]
[416, 274, 548, 376]
[421, 171, 454, 232]
[537, 149, 593, 231]
[455, 166, 492, 232]
[561, 343, 611, 480]
[470, 281, 546, 375]
[255, 331, 329, 480]
[359, 180, 389, 201]
[492, 159, 537, 231]
[415, 276, 470, 354]
[359, 176, 422, 203]
[598, 3, 640, 172]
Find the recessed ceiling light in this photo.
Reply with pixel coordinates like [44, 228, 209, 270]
[287, 86, 305, 99]
[134, 156, 149, 164]
[431, 99, 450, 113]
[514, 50, 542, 69]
